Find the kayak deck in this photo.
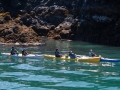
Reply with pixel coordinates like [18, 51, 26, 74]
[44, 54, 100, 62]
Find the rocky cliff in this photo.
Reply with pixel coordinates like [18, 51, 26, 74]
[0, 0, 120, 46]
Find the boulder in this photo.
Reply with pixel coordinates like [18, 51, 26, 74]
[60, 30, 71, 39]
[53, 35, 61, 40]
[32, 25, 50, 36]
[12, 26, 19, 34]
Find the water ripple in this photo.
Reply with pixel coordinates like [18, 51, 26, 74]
[0, 72, 29, 77]
[101, 77, 120, 80]
[17, 75, 67, 82]
[0, 81, 27, 89]
[54, 70, 89, 75]
[11, 64, 44, 70]
[46, 81, 98, 88]
[19, 87, 55, 90]
[99, 87, 120, 90]
[0, 63, 15, 65]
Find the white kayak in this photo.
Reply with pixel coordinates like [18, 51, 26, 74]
[1, 53, 44, 59]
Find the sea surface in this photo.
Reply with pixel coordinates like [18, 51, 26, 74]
[0, 38, 120, 90]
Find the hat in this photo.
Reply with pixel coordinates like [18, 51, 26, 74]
[90, 49, 92, 51]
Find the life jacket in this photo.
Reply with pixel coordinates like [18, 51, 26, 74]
[10, 49, 17, 55]
[55, 51, 60, 57]
[69, 53, 76, 58]
[89, 52, 95, 57]
[22, 50, 27, 55]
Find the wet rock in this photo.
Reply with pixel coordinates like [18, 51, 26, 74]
[54, 35, 61, 40]
[60, 30, 71, 39]
[50, 25, 55, 30]
[32, 25, 50, 36]
[12, 26, 19, 34]
[47, 21, 73, 39]
[47, 31, 55, 38]
[0, 12, 12, 22]
[4, 15, 12, 21]
[58, 22, 72, 30]
[20, 13, 32, 26]
[0, 28, 13, 37]
[0, 18, 4, 24]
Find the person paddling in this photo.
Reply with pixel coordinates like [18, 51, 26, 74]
[69, 51, 76, 59]
[55, 49, 62, 57]
[89, 49, 97, 57]
[22, 49, 28, 56]
[10, 47, 18, 55]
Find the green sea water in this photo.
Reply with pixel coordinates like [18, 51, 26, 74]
[0, 38, 120, 90]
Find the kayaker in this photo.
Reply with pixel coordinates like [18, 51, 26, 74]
[55, 49, 62, 57]
[69, 51, 76, 59]
[10, 47, 18, 55]
[89, 49, 97, 57]
[22, 49, 28, 56]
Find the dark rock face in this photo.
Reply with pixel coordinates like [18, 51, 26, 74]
[0, 0, 120, 46]
[76, 0, 120, 46]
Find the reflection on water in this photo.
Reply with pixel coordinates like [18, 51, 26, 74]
[0, 38, 120, 89]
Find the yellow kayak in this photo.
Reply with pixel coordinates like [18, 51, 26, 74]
[44, 54, 101, 62]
